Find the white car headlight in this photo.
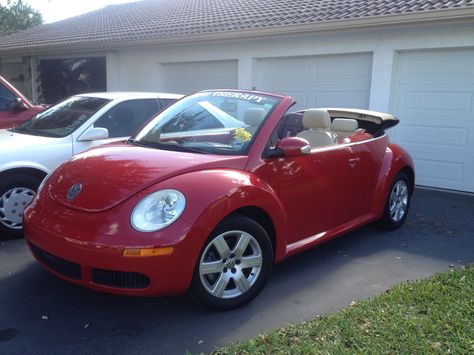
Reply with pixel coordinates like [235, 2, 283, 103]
[131, 189, 186, 232]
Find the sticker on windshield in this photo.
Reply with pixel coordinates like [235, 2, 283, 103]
[210, 92, 266, 103]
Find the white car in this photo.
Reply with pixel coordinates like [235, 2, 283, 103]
[0, 91, 183, 238]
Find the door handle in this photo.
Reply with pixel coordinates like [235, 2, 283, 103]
[348, 157, 360, 167]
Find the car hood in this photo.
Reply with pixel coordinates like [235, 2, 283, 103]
[0, 129, 59, 153]
[47, 142, 248, 212]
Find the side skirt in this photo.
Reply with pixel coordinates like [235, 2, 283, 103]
[283, 213, 376, 259]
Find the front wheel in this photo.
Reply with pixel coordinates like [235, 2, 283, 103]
[189, 214, 273, 310]
[0, 174, 41, 238]
[379, 172, 411, 230]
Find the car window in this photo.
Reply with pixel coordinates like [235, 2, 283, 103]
[135, 91, 281, 155]
[0, 82, 16, 111]
[159, 98, 178, 109]
[94, 99, 158, 138]
[14, 96, 110, 137]
[159, 102, 224, 133]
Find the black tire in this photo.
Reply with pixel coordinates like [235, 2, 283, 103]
[379, 172, 411, 230]
[189, 214, 273, 310]
[0, 173, 42, 239]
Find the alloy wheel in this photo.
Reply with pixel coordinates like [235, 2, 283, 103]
[199, 230, 263, 299]
[389, 180, 409, 222]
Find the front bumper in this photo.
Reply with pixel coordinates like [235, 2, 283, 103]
[23, 200, 205, 297]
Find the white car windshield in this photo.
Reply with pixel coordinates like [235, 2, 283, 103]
[134, 91, 280, 155]
[14, 96, 110, 138]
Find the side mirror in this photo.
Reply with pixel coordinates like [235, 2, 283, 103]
[268, 137, 311, 158]
[10, 98, 28, 112]
[77, 127, 109, 141]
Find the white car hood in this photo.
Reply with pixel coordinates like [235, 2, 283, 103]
[0, 129, 62, 153]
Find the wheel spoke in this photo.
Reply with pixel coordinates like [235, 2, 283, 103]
[398, 201, 407, 218]
[212, 235, 231, 259]
[399, 184, 408, 198]
[389, 200, 397, 213]
[396, 205, 404, 220]
[211, 274, 230, 297]
[240, 254, 262, 269]
[233, 232, 251, 257]
[234, 273, 250, 293]
[200, 260, 223, 275]
[394, 183, 400, 197]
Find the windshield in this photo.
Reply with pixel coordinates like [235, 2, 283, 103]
[13, 96, 110, 138]
[134, 91, 280, 155]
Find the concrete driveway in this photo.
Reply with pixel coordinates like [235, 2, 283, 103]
[1, 188, 473, 354]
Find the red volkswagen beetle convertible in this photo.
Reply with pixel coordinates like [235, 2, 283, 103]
[24, 90, 414, 310]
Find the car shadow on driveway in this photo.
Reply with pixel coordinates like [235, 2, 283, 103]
[1, 188, 473, 354]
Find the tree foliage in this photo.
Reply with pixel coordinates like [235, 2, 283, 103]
[0, 0, 43, 35]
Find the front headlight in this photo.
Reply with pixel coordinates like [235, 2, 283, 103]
[131, 189, 186, 232]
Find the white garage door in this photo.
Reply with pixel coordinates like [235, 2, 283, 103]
[392, 49, 474, 192]
[256, 53, 372, 111]
[162, 60, 238, 95]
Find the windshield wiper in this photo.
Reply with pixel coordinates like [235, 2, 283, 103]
[12, 127, 60, 138]
[131, 140, 207, 154]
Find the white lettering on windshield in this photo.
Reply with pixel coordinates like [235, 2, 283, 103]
[210, 92, 265, 103]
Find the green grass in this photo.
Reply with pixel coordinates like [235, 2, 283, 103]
[216, 266, 474, 354]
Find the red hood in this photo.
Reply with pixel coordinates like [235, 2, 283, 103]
[47, 142, 248, 212]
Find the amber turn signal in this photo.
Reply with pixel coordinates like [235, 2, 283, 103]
[122, 247, 174, 257]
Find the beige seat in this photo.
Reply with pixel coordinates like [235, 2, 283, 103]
[331, 118, 358, 140]
[244, 108, 266, 135]
[296, 109, 336, 147]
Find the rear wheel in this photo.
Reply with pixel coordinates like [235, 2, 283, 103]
[379, 172, 411, 230]
[0, 174, 41, 238]
[189, 214, 273, 310]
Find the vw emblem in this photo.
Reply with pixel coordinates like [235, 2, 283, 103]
[67, 183, 82, 200]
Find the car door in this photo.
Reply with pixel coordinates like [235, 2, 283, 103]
[0, 81, 20, 127]
[72, 98, 159, 154]
[343, 136, 388, 215]
[272, 146, 349, 244]
[274, 142, 380, 245]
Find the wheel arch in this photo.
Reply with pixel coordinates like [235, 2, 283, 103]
[225, 206, 277, 259]
[0, 167, 48, 182]
[399, 165, 415, 194]
[162, 169, 288, 264]
[372, 143, 415, 218]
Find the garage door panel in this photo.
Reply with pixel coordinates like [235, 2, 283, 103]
[257, 53, 372, 111]
[162, 60, 238, 94]
[316, 91, 370, 108]
[316, 56, 372, 84]
[277, 91, 314, 108]
[411, 151, 473, 191]
[399, 125, 469, 149]
[259, 59, 312, 81]
[416, 157, 464, 184]
[393, 49, 474, 192]
[397, 89, 473, 117]
[399, 51, 474, 85]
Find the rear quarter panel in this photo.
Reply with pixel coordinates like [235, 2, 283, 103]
[371, 141, 415, 218]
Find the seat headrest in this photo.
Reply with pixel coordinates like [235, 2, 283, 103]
[244, 108, 266, 126]
[331, 118, 358, 132]
[302, 109, 331, 129]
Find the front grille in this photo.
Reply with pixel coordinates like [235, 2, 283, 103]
[29, 243, 81, 280]
[91, 268, 150, 289]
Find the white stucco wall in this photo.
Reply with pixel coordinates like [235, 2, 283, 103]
[101, 21, 473, 114]
[2, 19, 473, 191]
[6, 20, 471, 111]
